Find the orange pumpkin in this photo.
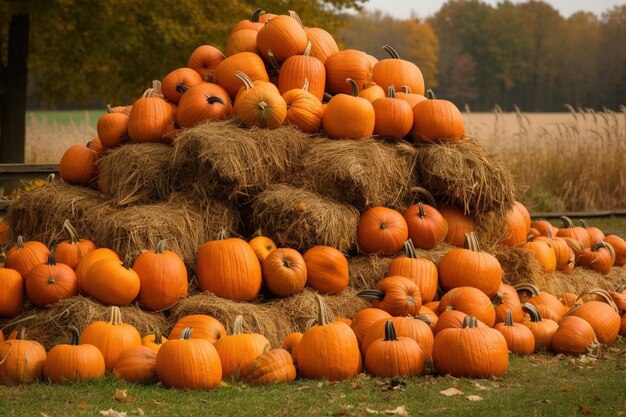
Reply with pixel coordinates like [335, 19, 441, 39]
[81, 257, 140, 306]
[302, 245, 349, 295]
[604, 235, 626, 266]
[521, 303, 558, 352]
[0, 267, 23, 318]
[240, 346, 296, 385]
[288, 11, 338, 64]
[361, 315, 433, 360]
[25, 248, 77, 308]
[324, 49, 373, 96]
[262, 248, 307, 297]
[494, 310, 535, 355]
[358, 276, 422, 317]
[43, 326, 105, 383]
[234, 71, 287, 129]
[142, 329, 167, 353]
[169, 314, 226, 344]
[357, 206, 408, 256]
[55, 220, 96, 270]
[214, 52, 269, 100]
[249, 233, 277, 263]
[97, 105, 129, 149]
[502, 201, 532, 246]
[282, 80, 324, 133]
[395, 86, 427, 108]
[256, 14, 307, 64]
[5, 236, 49, 281]
[59, 144, 99, 185]
[187, 44, 225, 82]
[0, 328, 46, 384]
[113, 345, 158, 383]
[372, 85, 413, 139]
[439, 205, 476, 247]
[226, 28, 259, 56]
[176, 82, 233, 128]
[364, 320, 425, 378]
[372, 45, 425, 96]
[278, 42, 326, 102]
[322, 78, 375, 139]
[403, 188, 448, 250]
[438, 286, 496, 327]
[127, 86, 172, 143]
[523, 237, 557, 273]
[411, 90, 464, 142]
[386, 240, 438, 303]
[350, 308, 393, 345]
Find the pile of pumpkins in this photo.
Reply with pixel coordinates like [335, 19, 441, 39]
[58, 8, 465, 187]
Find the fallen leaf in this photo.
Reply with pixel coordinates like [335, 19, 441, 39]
[220, 381, 230, 388]
[152, 400, 163, 406]
[77, 402, 89, 410]
[384, 406, 409, 416]
[350, 381, 362, 390]
[440, 388, 464, 397]
[317, 382, 324, 388]
[366, 408, 380, 414]
[131, 409, 145, 416]
[579, 405, 593, 414]
[41, 414, 52, 417]
[114, 389, 132, 403]
[466, 395, 483, 402]
[100, 410, 127, 417]
[579, 355, 597, 364]
[473, 383, 489, 390]
[560, 386, 575, 392]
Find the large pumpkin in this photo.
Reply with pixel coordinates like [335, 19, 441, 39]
[411, 90, 464, 143]
[81, 256, 141, 306]
[0, 267, 23, 318]
[386, 240, 438, 303]
[127, 85, 172, 143]
[262, 248, 307, 297]
[43, 326, 105, 383]
[256, 14, 308, 64]
[322, 78, 375, 139]
[25, 248, 77, 308]
[302, 245, 349, 294]
[372, 45, 425, 96]
[0, 328, 46, 384]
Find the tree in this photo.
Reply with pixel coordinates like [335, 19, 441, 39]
[0, 0, 366, 163]
[441, 54, 478, 109]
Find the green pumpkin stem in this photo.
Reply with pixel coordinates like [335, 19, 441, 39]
[426, 89, 437, 100]
[69, 325, 80, 345]
[47, 246, 57, 266]
[357, 289, 385, 301]
[155, 240, 167, 254]
[403, 239, 418, 259]
[154, 328, 163, 345]
[346, 78, 360, 97]
[504, 310, 514, 327]
[250, 8, 264, 22]
[387, 85, 396, 99]
[462, 316, 477, 329]
[180, 327, 193, 340]
[207, 96, 226, 106]
[401, 86, 411, 94]
[559, 216, 575, 229]
[522, 303, 543, 322]
[383, 320, 398, 341]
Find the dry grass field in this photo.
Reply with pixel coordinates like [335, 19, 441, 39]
[23, 106, 626, 213]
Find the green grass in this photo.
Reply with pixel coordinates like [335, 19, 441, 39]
[26, 110, 103, 131]
[540, 216, 626, 237]
[1, 339, 625, 417]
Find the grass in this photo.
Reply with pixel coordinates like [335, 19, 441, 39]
[1, 339, 624, 417]
[538, 216, 626, 237]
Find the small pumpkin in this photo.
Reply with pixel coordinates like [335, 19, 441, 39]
[281, 332, 303, 363]
[523, 236, 557, 273]
[282, 79, 324, 133]
[43, 326, 105, 383]
[240, 345, 296, 385]
[556, 216, 591, 248]
[578, 219, 605, 245]
[372, 45, 425, 96]
[59, 144, 100, 185]
[0, 328, 47, 384]
[142, 329, 167, 353]
[439, 205, 476, 247]
[5, 236, 49, 281]
[55, 220, 96, 270]
[357, 206, 408, 256]
[302, 245, 349, 295]
[322, 78, 375, 139]
[214, 52, 269, 100]
[361, 315, 433, 360]
[113, 345, 158, 383]
[364, 320, 425, 378]
[127, 83, 172, 143]
[494, 310, 535, 355]
[249, 232, 277, 263]
[25, 247, 78, 308]
[372, 85, 413, 139]
[350, 308, 393, 345]
[97, 104, 129, 149]
[187, 44, 225, 82]
[81, 256, 141, 306]
[386, 239, 438, 303]
[234, 71, 287, 129]
[278, 42, 326, 102]
[262, 248, 307, 297]
[521, 303, 559, 352]
[358, 276, 422, 317]
[169, 314, 226, 344]
[403, 188, 448, 250]
[578, 242, 615, 275]
[438, 286, 496, 327]
[288, 11, 338, 64]
[411, 89, 464, 143]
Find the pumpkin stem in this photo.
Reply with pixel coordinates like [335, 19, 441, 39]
[62, 219, 81, 244]
[206, 95, 226, 106]
[122, 255, 134, 269]
[263, 343, 271, 354]
[576, 288, 619, 313]
[379, 222, 388, 230]
[302, 77, 309, 92]
[356, 289, 385, 301]
[514, 283, 541, 298]
[504, 310, 514, 327]
[232, 315, 244, 335]
[402, 239, 418, 259]
[108, 306, 123, 325]
[305, 318, 317, 330]
[217, 228, 229, 241]
[266, 50, 280, 72]
[14, 327, 27, 340]
[282, 258, 292, 268]
[522, 302, 543, 322]
[417, 202, 427, 219]
[346, 78, 360, 97]
[288, 10, 305, 28]
[409, 187, 438, 207]
[323, 92, 333, 103]
[464, 232, 481, 252]
[387, 85, 396, 99]
[314, 294, 329, 326]
[578, 219, 592, 229]
[462, 316, 477, 329]
[559, 216, 575, 229]
[383, 320, 398, 341]
[491, 292, 503, 307]
[154, 328, 163, 345]
[175, 83, 189, 94]
[69, 325, 80, 345]
[401, 86, 412, 94]
[417, 314, 432, 325]
[155, 240, 167, 254]
[250, 8, 264, 22]
[47, 246, 57, 266]
[303, 41, 312, 57]
[617, 284, 626, 293]
[382, 45, 401, 59]
[234, 71, 254, 90]
[258, 101, 268, 110]
[426, 89, 437, 100]
[106, 104, 114, 114]
[180, 327, 193, 340]
[16, 235, 25, 249]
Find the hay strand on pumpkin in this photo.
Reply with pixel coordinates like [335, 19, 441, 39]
[301, 138, 418, 211]
[6, 180, 106, 246]
[250, 184, 359, 252]
[170, 120, 311, 200]
[530, 266, 626, 296]
[0, 296, 167, 350]
[97, 142, 173, 205]
[413, 138, 518, 218]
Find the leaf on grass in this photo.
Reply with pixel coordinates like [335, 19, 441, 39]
[220, 381, 230, 388]
[41, 414, 53, 417]
[350, 381, 362, 390]
[579, 355, 597, 364]
[579, 405, 593, 414]
[77, 402, 89, 410]
[114, 389, 132, 403]
[440, 388, 464, 397]
[153, 400, 164, 406]
[473, 382, 490, 390]
[560, 386, 575, 392]
[100, 410, 127, 417]
[131, 408, 145, 416]
[466, 395, 483, 402]
[366, 408, 380, 414]
[384, 406, 409, 416]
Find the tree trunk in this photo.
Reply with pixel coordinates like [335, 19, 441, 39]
[0, 13, 30, 163]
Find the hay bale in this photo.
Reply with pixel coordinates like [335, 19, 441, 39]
[82, 199, 205, 267]
[168, 292, 293, 348]
[348, 255, 392, 290]
[250, 184, 359, 252]
[413, 138, 518, 218]
[97, 143, 173, 205]
[492, 245, 544, 286]
[301, 138, 418, 211]
[530, 266, 626, 296]
[0, 296, 167, 350]
[171, 120, 311, 200]
[6, 180, 106, 247]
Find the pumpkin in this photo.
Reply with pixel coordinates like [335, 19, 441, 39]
[142, 329, 167, 353]
[433, 309, 489, 335]
[43, 326, 105, 383]
[521, 303, 559, 351]
[372, 85, 413, 139]
[411, 90, 464, 142]
[169, 315, 226, 344]
[565, 289, 620, 345]
[395, 86, 427, 108]
[578, 242, 615, 275]
[531, 220, 558, 237]
[213, 315, 270, 381]
[0, 328, 46, 384]
[551, 316, 598, 356]
[113, 345, 157, 383]
[372, 44, 425, 96]
[419, 305, 439, 331]
[359, 81, 386, 103]
[492, 284, 524, 324]
[361, 315, 433, 360]
[127, 84, 172, 143]
[438, 232, 502, 297]
[197, 230, 262, 302]
[176, 82, 233, 128]
[323, 78, 375, 139]
[386, 240, 438, 303]
[494, 310, 535, 355]
[439, 205, 476, 247]
[249, 233, 277, 263]
[97, 104, 129, 149]
[262, 248, 307, 297]
[281, 332, 303, 363]
[59, 144, 99, 185]
[324, 49, 373, 96]
[80, 306, 142, 372]
[523, 236, 557, 273]
[364, 320, 425, 378]
[225, 28, 258, 56]
[240, 346, 296, 385]
[288, 11, 338, 64]
[535, 230, 574, 272]
[25, 247, 77, 308]
[556, 216, 591, 248]
[55, 220, 96, 270]
[156, 327, 222, 390]
[302, 245, 349, 294]
[132, 239, 188, 311]
[611, 285, 626, 314]
[0, 267, 22, 318]
[515, 283, 568, 321]
[358, 276, 422, 317]
[357, 206, 408, 256]
[74, 247, 119, 292]
[560, 292, 580, 309]
[234, 70, 287, 129]
[502, 201, 532, 246]
[350, 308, 393, 345]
[432, 316, 508, 378]
[5, 235, 49, 281]
[604, 235, 626, 266]
[187, 44, 225, 82]
[231, 8, 265, 33]
[578, 219, 605, 245]
[256, 14, 307, 64]
[403, 188, 448, 250]
[297, 294, 361, 381]
[278, 42, 325, 102]
[438, 286, 496, 327]
[282, 80, 324, 133]
[214, 52, 269, 100]
[81, 256, 140, 306]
